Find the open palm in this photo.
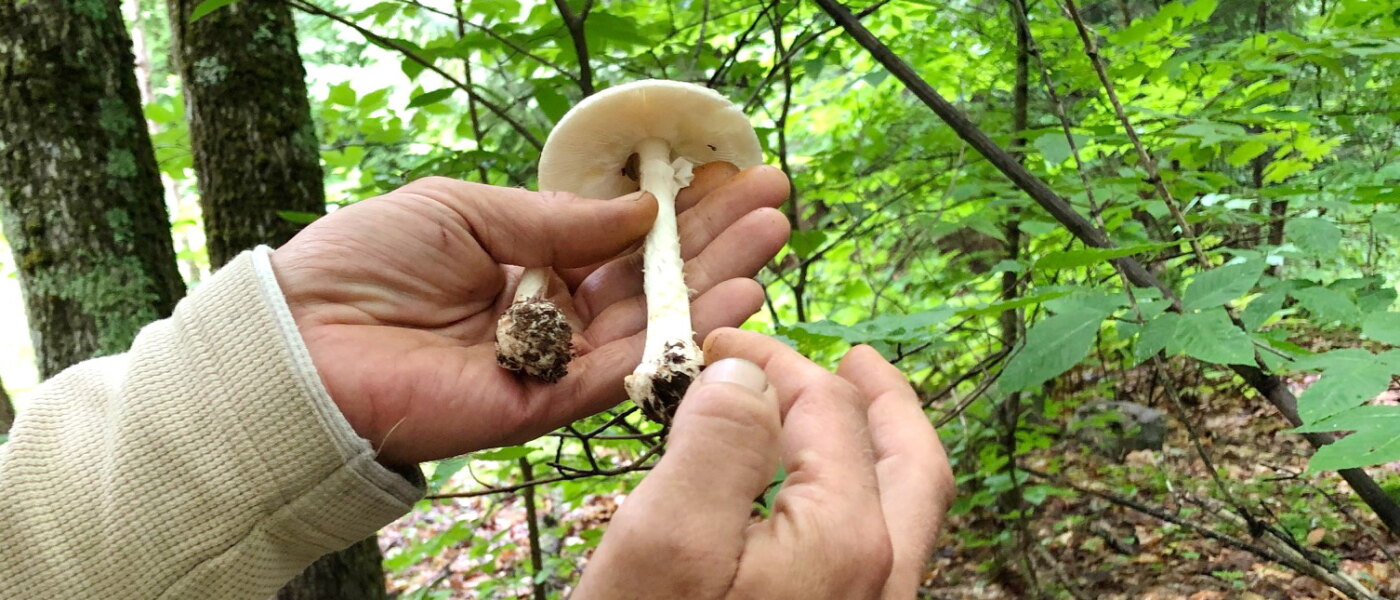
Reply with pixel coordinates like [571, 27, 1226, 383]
[270, 163, 790, 465]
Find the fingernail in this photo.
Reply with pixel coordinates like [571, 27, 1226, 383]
[699, 358, 767, 392]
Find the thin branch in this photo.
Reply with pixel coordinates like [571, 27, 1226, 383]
[292, 0, 543, 149]
[519, 458, 547, 600]
[426, 445, 662, 500]
[707, 0, 778, 87]
[453, 0, 489, 182]
[553, 0, 595, 95]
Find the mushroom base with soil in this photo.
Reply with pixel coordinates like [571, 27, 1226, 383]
[495, 296, 573, 383]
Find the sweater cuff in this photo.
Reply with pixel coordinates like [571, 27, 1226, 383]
[249, 245, 425, 499]
[179, 248, 423, 559]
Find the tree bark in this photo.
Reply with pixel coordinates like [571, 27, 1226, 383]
[1, 377, 13, 434]
[167, 0, 326, 269]
[165, 1, 382, 596]
[0, 0, 185, 379]
[273, 538, 386, 600]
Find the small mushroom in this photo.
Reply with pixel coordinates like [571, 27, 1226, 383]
[495, 80, 762, 423]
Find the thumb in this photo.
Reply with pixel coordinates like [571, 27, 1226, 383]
[406, 177, 658, 268]
[616, 358, 782, 540]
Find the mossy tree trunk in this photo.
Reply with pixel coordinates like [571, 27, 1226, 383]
[167, 0, 327, 269]
[0, 0, 185, 379]
[165, 2, 381, 597]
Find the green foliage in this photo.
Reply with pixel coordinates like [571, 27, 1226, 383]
[189, 0, 242, 23]
[1, 0, 1392, 593]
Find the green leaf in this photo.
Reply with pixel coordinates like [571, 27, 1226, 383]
[957, 290, 1073, 317]
[1362, 312, 1400, 345]
[1032, 132, 1089, 166]
[787, 230, 828, 259]
[1296, 361, 1392, 423]
[1285, 217, 1342, 257]
[189, 0, 240, 22]
[1000, 308, 1112, 390]
[1226, 141, 1269, 166]
[407, 88, 454, 108]
[327, 82, 356, 106]
[1182, 261, 1265, 310]
[1133, 312, 1178, 364]
[276, 210, 320, 225]
[532, 84, 569, 123]
[426, 456, 469, 493]
[1292, 286, 1361, 326]
[401, 58, 426, 80]
[1357, 287, 1397, 313]
[473, 445, 533, 461]
[1299, 405, 1400, 471]
[1373, 212, 1400, 237]
[1241, 291, 1285, 331]
[1045, 293, 1124, 315]
[358, 87, 391, 111]
[1035, 242, 1171, 270]
[143, 102, 175, 124]
[1176, 121, 1249, 146]
[1168, 308, 1255, 365]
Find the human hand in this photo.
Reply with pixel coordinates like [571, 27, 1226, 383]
[574, 328, 955, 599]
[270, 165, 790, 466]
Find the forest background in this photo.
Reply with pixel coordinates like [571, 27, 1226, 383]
[1, 0, 1399, 598]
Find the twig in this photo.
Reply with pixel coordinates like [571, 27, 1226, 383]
[519, 458, 547, 600]
[453, 0, 489, 182]
[426, 445, 662, 500]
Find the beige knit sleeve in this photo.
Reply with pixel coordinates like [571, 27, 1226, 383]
[0, 248, 423, 600]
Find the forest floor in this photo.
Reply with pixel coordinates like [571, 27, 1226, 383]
[381, 367, 1400, 599]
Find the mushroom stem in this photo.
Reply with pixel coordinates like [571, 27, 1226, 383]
[513, 268, 550, 302]
[624, 137, 699, 423]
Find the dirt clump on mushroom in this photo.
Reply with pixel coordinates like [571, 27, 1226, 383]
[495, 297, 573, 383]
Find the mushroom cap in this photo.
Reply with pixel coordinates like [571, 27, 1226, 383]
[537, 80, 763, 198]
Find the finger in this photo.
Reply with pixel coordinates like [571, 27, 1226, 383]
[577, 209, 785, 330]
[563, 164, 789, 294]
[571, 359, 775, 597]
[540, 278, 767, 425]
[675, 160, 741, 212]
[619, 359, 781, 548]
[701, 328, 835, 415]
[400, 176, 658, 269]
[838, 346, 954, 599]
[709, 330, 892, 594]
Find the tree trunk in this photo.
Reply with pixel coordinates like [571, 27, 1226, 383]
[167, 0, 327, 269]
[274, 538, 386, 600]
[0, 0, 185, 379]
[1, 377, 13, 434]
[165, 1, 381, 596]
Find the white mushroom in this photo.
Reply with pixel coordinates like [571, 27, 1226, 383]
[495, 79, 762, 423]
